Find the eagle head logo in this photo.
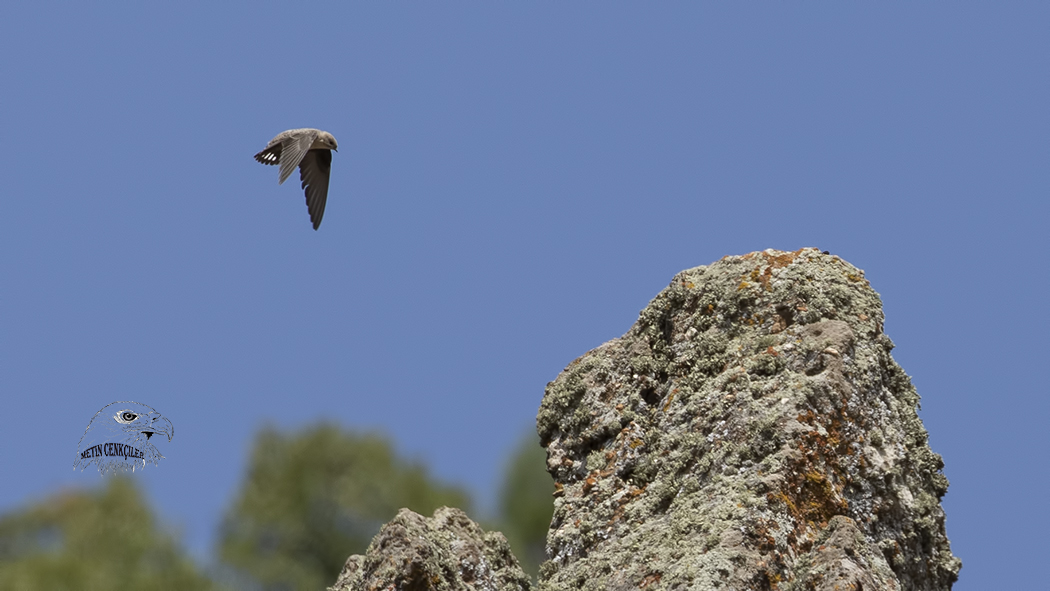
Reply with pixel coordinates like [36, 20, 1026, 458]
[74, 401, 174, 475]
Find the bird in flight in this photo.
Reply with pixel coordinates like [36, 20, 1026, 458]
[74, 401, 174, 475]
[254, 128, 339, 230]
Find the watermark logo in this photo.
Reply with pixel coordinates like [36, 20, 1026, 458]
[74, 401, 174, 475]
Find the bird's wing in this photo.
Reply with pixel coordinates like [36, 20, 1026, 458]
[254, 143, 282, 166]
[299, 149, 331, 230]
[278, 130, 319, 185]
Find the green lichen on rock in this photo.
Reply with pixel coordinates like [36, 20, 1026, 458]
[329, 507, 531, 591]
[536, 248, 960, 590]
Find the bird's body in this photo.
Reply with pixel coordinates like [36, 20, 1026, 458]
[254, 128, 338, 230]
[74, 401, 174, 475]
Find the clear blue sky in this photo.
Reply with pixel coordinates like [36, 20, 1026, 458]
[1, 4, 1046, 588]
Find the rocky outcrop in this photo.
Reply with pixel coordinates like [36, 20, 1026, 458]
[328, 507, 531, 591]
[330, 249, 960, 591]
[536, 248, 960, 590]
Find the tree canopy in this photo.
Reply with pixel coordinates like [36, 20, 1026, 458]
[0, 477, 217, 591]
[0, 423, 556, 589]
[218, 423, 471, 591]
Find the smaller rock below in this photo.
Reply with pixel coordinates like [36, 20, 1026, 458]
[329, 506, 531, 591]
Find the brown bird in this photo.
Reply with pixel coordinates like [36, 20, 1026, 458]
[254, 128, 339, 230]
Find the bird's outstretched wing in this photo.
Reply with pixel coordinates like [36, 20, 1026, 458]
[299, 149, 331, 230]
[277, 130, 319, 185]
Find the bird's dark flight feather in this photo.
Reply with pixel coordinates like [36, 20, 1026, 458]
[299, 149, 332, 230]
[254, 144, 282, 166]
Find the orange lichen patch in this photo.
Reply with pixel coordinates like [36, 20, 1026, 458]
[766, 346, 779, 357]
[768, 408, 861, 545]
[764, 411, 860, 545]
[741, 249, 804, 292]
[600, 451, 619, 476]
[639, 573, 662, 589]
[768, 466, 847, 534]
[583, 473, 599, 495]
[761, 249, 803, 269]
[806, 399, 861, 455]
[767, 491, 799, 519]
[750, 518, 780, 553]
[741, 518, 790, 590]
[662, 388, 677, 412]
[704, 304, 716, 315]
[607, 485, 648, 526]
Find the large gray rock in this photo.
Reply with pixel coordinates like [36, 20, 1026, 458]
[329, 507, 531, 591]
[536, 249, 960, 590]
[330, 249, 960, 591]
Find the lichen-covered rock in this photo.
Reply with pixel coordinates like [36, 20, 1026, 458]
[329, 507, 531, 591]
[537, 248, 960, 591]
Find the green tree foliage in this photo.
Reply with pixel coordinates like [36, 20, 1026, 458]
[0, 477, 218, 591]
[218, 423, 471, 591]
[497, 431, 554, 577]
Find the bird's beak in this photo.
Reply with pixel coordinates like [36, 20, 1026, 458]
[144, 415, 174, 442]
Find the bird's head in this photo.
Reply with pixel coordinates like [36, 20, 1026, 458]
[319, 131, 338, 152]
